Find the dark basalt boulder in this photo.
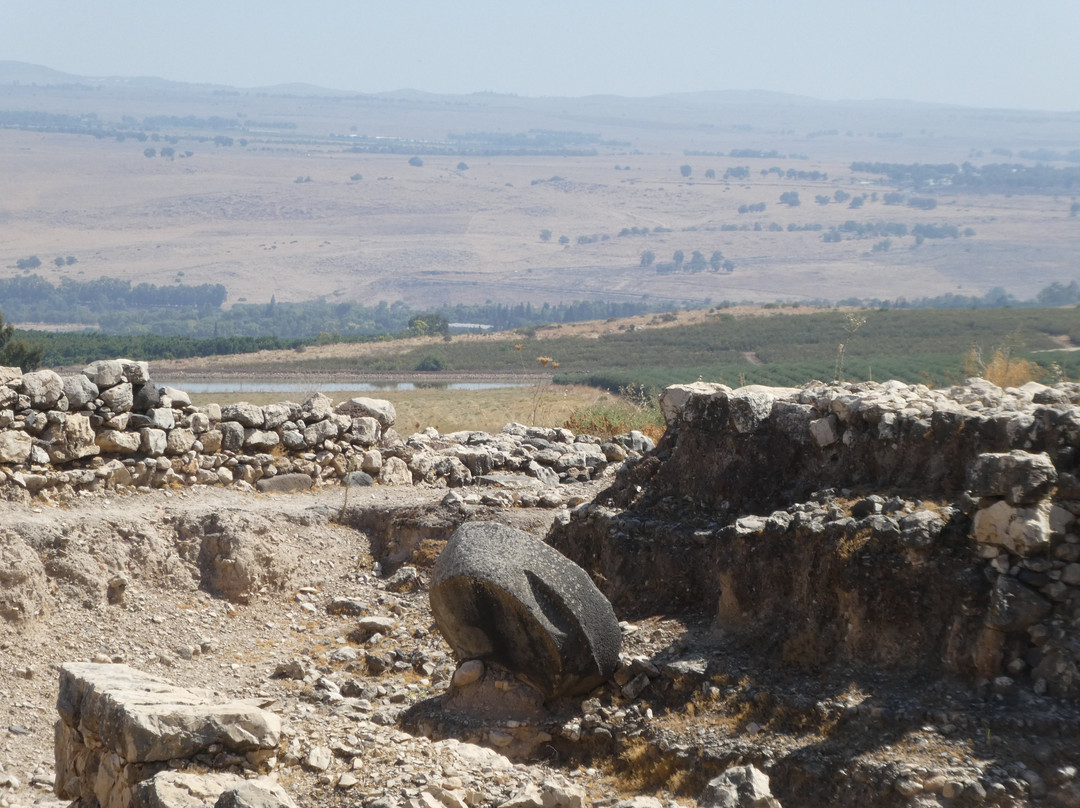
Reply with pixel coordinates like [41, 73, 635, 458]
[429, 522, 621, 700]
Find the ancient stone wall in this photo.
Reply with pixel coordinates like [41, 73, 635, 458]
[550, 379, 1080, 697]
[0, 360, 650, 501]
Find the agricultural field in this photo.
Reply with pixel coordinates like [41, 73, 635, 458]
[2, 76, 1080, 320]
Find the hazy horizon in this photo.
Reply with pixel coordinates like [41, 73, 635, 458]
[2, 0, 1079, 112]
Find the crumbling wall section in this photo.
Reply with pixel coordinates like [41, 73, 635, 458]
[550, 379, 1080, 696]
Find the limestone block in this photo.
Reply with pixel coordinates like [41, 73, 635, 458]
[301, 393, 334, 422]
[145, 407, 176, 430]
[140, 428, 168, 457]
[44, 413, 100, 463]
[974, 500, 1052, 556]
[729, 387, 778, 434]
[0, 429, 32, 463]
[200, 429, 223, 453]
[698, 765, 782, 808]
[101, 382, 134, 413]
[20, 369, 65, 409]
[57, 663, 281, 763]
[334, 396, 397, 428]
[255, 473, 313, 494]
[347, 416, 380, 446]
[262, 403, 291, 430]
[159, 386, 190, 407]
[967, 450, 1057, 505]
[658, 382, 731, 426]
[219, 422, 245, 453]
[302, 418, 338, 447]
[0, 366, 21, 385]
[379, 456, 412, 485]
[809, 414, 839, 447]
[63, 374, 100, 409]
[83, 359, 125, 389]
[120, 359, 151, 384]
[244, 429, 280, 452]
[221, 403, 265, 429]
[430, 522, 621, 700]
[166, 428, 197, 455]
[132, 771, 248, 808]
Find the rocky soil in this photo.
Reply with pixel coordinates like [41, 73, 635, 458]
[5, 376, 1080, 807]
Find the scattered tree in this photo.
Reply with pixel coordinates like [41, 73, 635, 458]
[679, 164, 692, 178]
[558, 235, 569, 244]
[833, 189, 851, 203]
[0, 311, 42, 371]
[408, 156, 424, 167]
[640, 250, 655, 267]
[15, 256, 41, 271]
[673, 250, 685, 266]
[457, 162, 469, 170]
[704, 168, 716, 179]
[849, 196, 864, 209]
[540, 229, 552, 242]
[779, 191, 801, 207]
[143, 148, 156, 158]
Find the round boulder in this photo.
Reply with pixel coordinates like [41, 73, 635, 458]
[430, 522, 621, 700]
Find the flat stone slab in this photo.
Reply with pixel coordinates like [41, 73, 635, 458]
[430, 522, 621, 700]
[57, 662, 280, 763]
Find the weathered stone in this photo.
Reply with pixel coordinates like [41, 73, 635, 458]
[132, 771, 248, 808]
[334, 396, 397, 428]
[974, 500, 1052, 556]
[100, 382, 134, 413]
[56, 661, 280, 764]
[987, 576, 1052, 632]
[347, 416, 381, 446]
[160, 385, 191, 407]
[244, 429, 280, 451]
[20, 369, 64, 409]
[344, 470, 374, 488]
[302, 418, 338, 447]
[140, 428, 168, 457]
[215, 778, 299, 808]
[83, 359, 125, 388]
[43, 413, 100, 463]
[302, 393, 334, 422]
[119, 359, 150, 384]
[166, 428, 198, 455]
[968, 450, 1057, 505]
[0, 365, 21, 385]
[430, 522, 621, 700]
[699, 765, 782, 808]
[255, 473, 313, 494]
[219, 422, 245, 452]
[809, 415, 839, 447]
[96, 429, 143, 454]
[221, 402, 265, 429]
[0, 430, 32, 463]
[262, 403, 292, 430]
[62, 374, 100, 409]
[379, 456, 413, 485]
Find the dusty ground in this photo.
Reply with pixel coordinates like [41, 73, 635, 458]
[3, 479, 1078, 808]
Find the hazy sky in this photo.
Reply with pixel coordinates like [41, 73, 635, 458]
[3, 0, 1078, 111]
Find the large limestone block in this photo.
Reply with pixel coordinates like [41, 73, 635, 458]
[0, 429, 32, 463]
[0, 366, 21, 385]
[97, 429, 142, 454]
[20, 369, 65, 409]
[430, 522, 621, 700]
[659, 382, 731, 426]
[967, 450, 1057, 505]
[221, 402, 265, 429]
[132, 771, 249, 808]
[334, 396, 396, 428]
[973, 500, 1052, 556]
[57, 663, 280, 763]
[100, 382, 134, 413]
[63, 374, 100, 409]
[699, 765, 782, 808]
[83, 359, 126, 389]
[43, 413, 100, 463]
